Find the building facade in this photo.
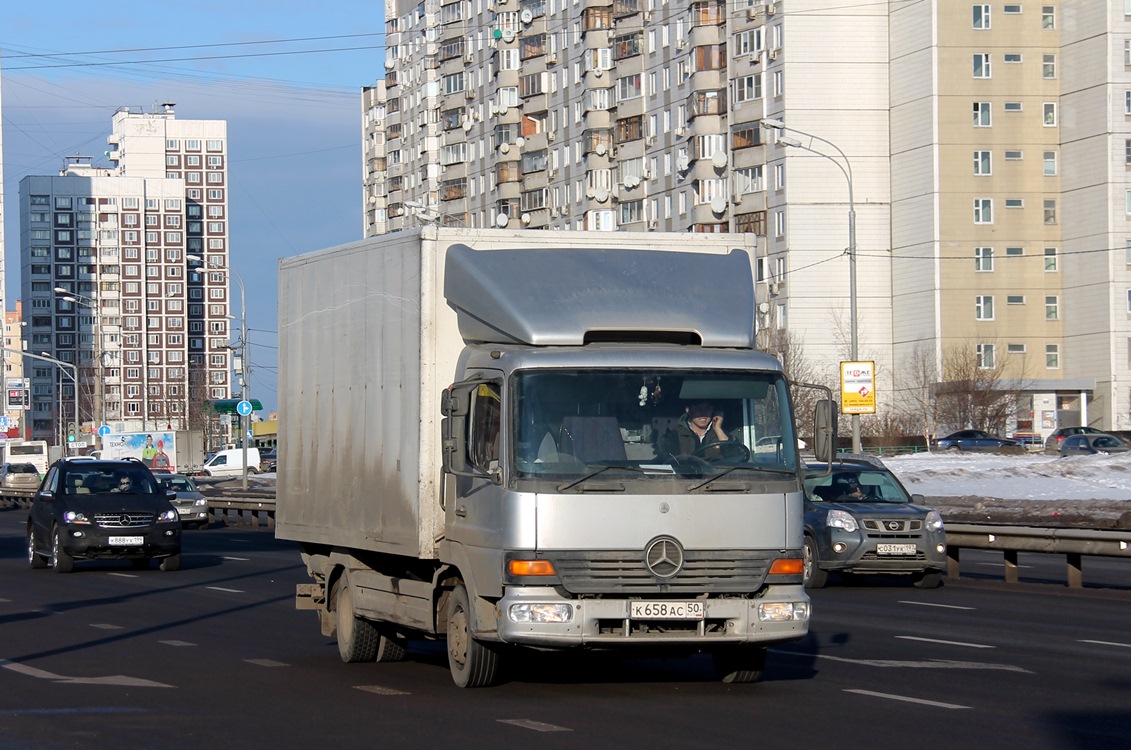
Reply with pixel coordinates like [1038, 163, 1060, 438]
[363, 0, 1131, 438]
[18, 107, 234, 442]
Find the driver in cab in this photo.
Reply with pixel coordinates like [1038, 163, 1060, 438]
[662, 400, 730, 458]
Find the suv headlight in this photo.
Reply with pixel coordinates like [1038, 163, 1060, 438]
[63, 511, 91, 525]
[159, 510, 178, 523]
[826, 509, 858, 533]
[925, 510, 944, 532]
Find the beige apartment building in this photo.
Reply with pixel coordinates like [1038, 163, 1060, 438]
[363, 0, 1131, 437]
[18, 108, 235, 441]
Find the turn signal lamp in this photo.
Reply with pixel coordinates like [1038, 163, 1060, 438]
[769, 558, 804, 576]
[508, 559, 556, 576]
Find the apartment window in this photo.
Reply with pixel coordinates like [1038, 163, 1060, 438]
[973, 102, 991, 127]
[1005, 198, 1024, 208]
[1005, 150, 1023, 160]
[1042, 54, 1056, 79]
[975, 246, 994, 271]
[1042, 6, 1055, 29]
[1044, 199, 1057, 224]
[1044, 247, 1059, 272]
[1127, 288, 1131, 313]
[774, 209, 785, 238]
[974, 198, 993, 224]
[1004, 101, 1023, 112]
[974, 150, 992, 175]
[1003, 4, 1021, 12]
[733, 74, 761, 103]
[1046, 344, 1059, 369]
[975, 295, 995, 320]
[1008, 344, 1026, 355]
[774, 164, 785, 190]
[973, 53, 991, 78]
[1043, 102, 1057, 126]
[772, 70, 784, 97]
[976, 343, 996, 369]
[973, 4, 990, 28]
[1045, 296, 1059, 321]
[1004, 53, 1022, 63]
[1007, 295, 1025, 305]
[1043, 151, 1057, 176]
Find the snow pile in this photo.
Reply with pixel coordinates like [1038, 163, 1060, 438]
[883, 451, 1131, 501]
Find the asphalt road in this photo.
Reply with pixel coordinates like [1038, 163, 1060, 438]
[1, 510, 1129, 750]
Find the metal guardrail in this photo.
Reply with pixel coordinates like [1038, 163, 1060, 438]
[206, 497, 275, 528]
[945, 523, 1131, 588]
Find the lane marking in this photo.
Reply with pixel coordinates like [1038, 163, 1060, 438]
[0, 658, 173, 688]
[975, 562, 1033, 569]
[896, 636, 994, 649]
[1080, 639, 1131, 649]
[107, 572, 139, 578]
[355, 685, 410, 696]
[223, 556, 250, 561]
[0, 707, 146, 716]
[160, 640, 197, 647]
[498, 719, 572, 732]
[246, 659, 288, 668]
[898, 601, 975, 611]
[845, 689, 971, 710]
[206, 586, 245, 593]
[773, 650, 1030, 673]
[91, 624, 123, 630]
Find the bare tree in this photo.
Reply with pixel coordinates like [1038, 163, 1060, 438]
[935, 343, 1024, 434]
[757, 326, 832, 440]
[898, 342, 943, 444]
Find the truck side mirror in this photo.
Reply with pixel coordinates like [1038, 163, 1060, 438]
[813, 399, 838, 464]
[441, 384, 473, 476]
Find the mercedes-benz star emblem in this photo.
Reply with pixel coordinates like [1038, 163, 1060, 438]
[120, 514, 131, 526]
[644, 536, 684, 578]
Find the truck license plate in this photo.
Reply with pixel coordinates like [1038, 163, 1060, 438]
[877, 543, 917, 556]
[630, 601, 705, 620]
[109, 536, 144, 546]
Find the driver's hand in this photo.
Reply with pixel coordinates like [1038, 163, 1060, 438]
[711, 416, 728, 440]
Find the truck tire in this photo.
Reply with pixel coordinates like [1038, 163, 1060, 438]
[27, 527, 46, 569]
[335, 578, 379, 662]
[52, 526, 74, 574]
[447, 584, 501, 688]
[712, 645, 767, 684]
[802, 535, 828, 589]
[375, 630, 408, 663]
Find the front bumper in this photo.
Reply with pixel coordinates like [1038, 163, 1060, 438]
[818, 531, 946, 575]
[59, 524, 181, 560]
[493, 586, 809, 647]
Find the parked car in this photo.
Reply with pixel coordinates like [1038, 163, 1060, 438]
[1059, 433, 1129, 457]
[258, 449, 277, 472]
[803, 457, 947, 589]
[931, 430, 1024, 453]
[0, 462, 42, 498]
[1044, 426, 1108, 454]
[26, 456, 182, 573]
[154, 473, 209, 528]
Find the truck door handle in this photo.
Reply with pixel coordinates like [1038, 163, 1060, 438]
[455, 505, 467, 517]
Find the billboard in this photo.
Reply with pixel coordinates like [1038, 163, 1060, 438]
[100, 431, 178, 472]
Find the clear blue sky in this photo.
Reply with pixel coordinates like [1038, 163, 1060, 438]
[1, 1, 385, 414]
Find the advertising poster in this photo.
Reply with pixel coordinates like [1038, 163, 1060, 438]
[102, 432, 178, 472]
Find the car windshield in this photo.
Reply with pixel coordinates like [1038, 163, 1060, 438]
[159, 476, 197, 492]
[63, 467, 158, 495]
[10, 464, 38, 474]
[805, 468, 911, 504]
[511, 368, 798, 483]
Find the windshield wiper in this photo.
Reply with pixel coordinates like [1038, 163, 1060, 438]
[556, 465, 642, 492]
[688, 465, 797, 492]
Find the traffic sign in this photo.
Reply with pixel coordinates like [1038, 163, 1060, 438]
[840, 361, 877, 415]
[0, 416, 8, 430]
[236, 399, 253, 417]
[98, 425, 111, 437]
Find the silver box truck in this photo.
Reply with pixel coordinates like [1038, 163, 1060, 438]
[276, 228, 820, 687]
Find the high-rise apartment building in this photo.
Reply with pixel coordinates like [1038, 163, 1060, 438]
[18, 107, 233, 441]
[363, 0, 1131, 437]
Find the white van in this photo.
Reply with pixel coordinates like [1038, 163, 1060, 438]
[199, 447, 261, 478]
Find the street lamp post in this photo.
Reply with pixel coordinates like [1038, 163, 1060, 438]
[760, 118, 862, 454]
[32, 351, 79, 454]
[187, 255, 250, 490]
[53, 288, 106, 442]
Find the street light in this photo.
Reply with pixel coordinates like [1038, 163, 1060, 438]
[54, 288, 106, 441]
[761, 118, 862, 454]
[32, 351, 79, 455]
[187, 254, 250, 490]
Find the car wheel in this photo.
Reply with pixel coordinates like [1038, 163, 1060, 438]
[945, 445, 961, 452]
[27, 526, 47, 570]
[447, 583, 502, 687]
[712, 645, 767, 684]
[802, 535, 828, 589]
[51, 526, 74, 574]
[159, 554, 181, 572]
[912, 571, 942, 589]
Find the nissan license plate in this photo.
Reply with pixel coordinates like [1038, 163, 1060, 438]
[877, 543, 917, 556]
[630, 601, 705, 620]
[109, 536, 144, 546]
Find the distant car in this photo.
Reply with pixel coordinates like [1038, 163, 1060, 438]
[155, 473, 209, 528]
[0, 462, 42, 497]
[258, 449, 277, 472]
[1044, 426, 1108, 454]
[803, 457, 946, 589]
[932, 430, 1023, 453]
[26, 456, 181, 573]
[1059, 433, 1129, 457]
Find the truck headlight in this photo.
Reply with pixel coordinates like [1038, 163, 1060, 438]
[508, 603, 574, 624]
[827, 509, 858, 533]
[758, 601, 810, 622]
[925, 510, 944, 532]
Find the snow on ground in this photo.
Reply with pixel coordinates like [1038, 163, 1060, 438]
[881, 450, 1131, 501]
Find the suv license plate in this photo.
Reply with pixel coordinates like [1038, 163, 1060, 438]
[877, 543, 917, 556]
[109, 536, 144, 546]
[630, 601, 705, 620]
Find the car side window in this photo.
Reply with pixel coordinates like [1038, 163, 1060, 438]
[43, 467, 59, 494]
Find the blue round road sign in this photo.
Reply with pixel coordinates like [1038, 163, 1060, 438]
[98, 425, 111, 436]
[236, 399, 253, 417]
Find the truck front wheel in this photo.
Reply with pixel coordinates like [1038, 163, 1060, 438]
[712, 645, 767, 684]
[446, 584, 501, 688]
[335, 578, 379, 662]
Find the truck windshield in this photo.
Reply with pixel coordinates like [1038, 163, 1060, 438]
[512, 369, 798, 480]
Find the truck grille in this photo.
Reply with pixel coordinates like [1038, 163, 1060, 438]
[94, 512, 155, 528]
[550, 549, 774, 594]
